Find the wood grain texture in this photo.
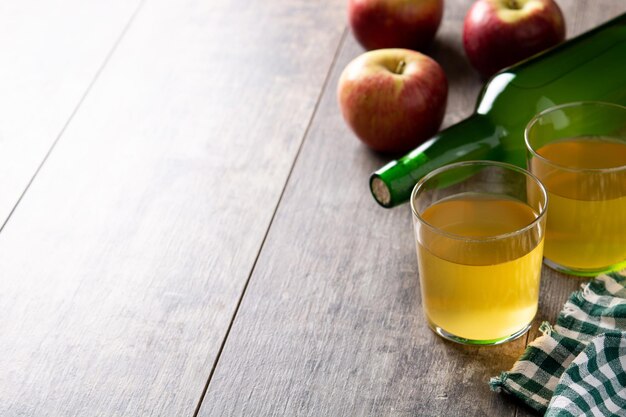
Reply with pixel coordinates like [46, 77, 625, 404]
[199, 2, 519, 416]
[200, 1, 626, 416]
[0, 0, 142, 226]
[0, 0, 344, 415]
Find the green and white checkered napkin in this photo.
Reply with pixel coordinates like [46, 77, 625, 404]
[490, 270, 626, 416]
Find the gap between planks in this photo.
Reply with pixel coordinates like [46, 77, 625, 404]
[0, 0, 148, 236]
[192, 26, 349, 417]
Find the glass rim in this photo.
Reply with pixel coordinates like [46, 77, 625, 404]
[524, 101, 626, 174]
[410, 160, 548, 243]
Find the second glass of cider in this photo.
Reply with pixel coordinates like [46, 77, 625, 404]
[411, 161, 547, 345]
[526, 102, 626, 276]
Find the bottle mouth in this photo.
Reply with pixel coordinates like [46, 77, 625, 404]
[370, 177, 391, 207]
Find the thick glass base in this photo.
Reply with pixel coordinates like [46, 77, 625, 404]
[543, 257, 626, 277]
[427, 320, 532, 346]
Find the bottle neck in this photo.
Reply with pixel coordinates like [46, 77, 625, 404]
[370, 114, 500, 207]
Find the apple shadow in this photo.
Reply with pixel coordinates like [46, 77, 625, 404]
[427, 37, 484, 84]
[359, 144, 411, 170]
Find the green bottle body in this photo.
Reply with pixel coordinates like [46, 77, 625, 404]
[371, 13, 626, 208]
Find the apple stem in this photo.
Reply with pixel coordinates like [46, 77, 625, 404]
[395, 60, 406, 75]
[507, 0, 520, 9]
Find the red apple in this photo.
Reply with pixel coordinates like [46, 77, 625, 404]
[463, 0, 565, 77]
[337, 49, 448, 153]
[348, 0, 444, 51]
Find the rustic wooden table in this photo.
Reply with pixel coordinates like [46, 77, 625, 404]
[1, 0, 624, 416]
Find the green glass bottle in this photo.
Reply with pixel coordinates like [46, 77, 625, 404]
[371, 12, 626, 208]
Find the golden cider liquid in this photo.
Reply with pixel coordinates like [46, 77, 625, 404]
[417, 194, 543, 341]
[532, 137, 626, 270]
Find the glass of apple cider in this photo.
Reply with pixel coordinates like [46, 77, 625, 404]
[410, 161, 547, 345]
[525, 102, 626, 276]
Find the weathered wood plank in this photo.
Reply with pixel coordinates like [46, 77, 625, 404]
[0, 0, 142, 226]
[0, 0, 345, 415]
[199, 1, 519, 416]
[199, 1, 625, 416]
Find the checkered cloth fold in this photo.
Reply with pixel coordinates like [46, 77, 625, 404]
[490, 271, 626, 415]
[546, 331, 626, 416]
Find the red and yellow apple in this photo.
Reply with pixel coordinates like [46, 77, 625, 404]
[348, 0, 444, 51]
[463, 0, 565, 77]
[337, 49, 448, 153]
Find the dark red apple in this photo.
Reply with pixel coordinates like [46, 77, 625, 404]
[463, 0, 566, 77]
[348, 0, 444, 51]
[337, 49, 448, 153]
